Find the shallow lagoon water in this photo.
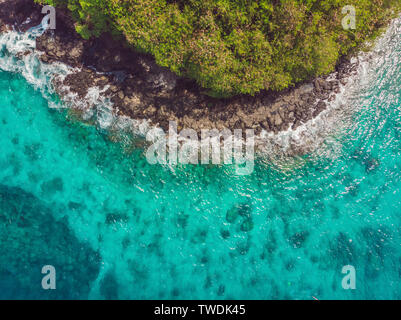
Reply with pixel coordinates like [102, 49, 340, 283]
[0, 18, 401, 299]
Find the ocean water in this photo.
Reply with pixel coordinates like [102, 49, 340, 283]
[0, 17, 401, 300]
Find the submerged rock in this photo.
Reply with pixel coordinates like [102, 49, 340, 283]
[352, 148, 381, 173]
[100, 271, 119, 300]
[226, 202, 252, 221]
[237, 203, 252, 217]
[176, 211, 189, 228]
[365, 157, 380, 173]
[236, 240, 251, 255]
[217, 284, 225, 296]
[220, 229, 230, 239]
[226, 202, 254, 231]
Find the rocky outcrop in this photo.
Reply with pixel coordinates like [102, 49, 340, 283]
[1, 0, 352, 136]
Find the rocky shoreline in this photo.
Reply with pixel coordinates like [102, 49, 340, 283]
[0, 0, 358, 138]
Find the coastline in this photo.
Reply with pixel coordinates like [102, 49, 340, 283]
[0, 0, 387, 154]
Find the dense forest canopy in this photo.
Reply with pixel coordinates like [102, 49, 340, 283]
[36, 0, 400, 97]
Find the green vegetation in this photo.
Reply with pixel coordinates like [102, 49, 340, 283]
[36, 0, 401, 97]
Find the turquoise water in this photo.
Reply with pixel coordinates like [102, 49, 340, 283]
[0, 18, 401, 300]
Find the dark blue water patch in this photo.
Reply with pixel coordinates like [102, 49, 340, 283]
[0, 184, 101, 299]
[220, 229, 230, 239]
[351, 148, 381, 173]
[360, 226, 394, 279]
